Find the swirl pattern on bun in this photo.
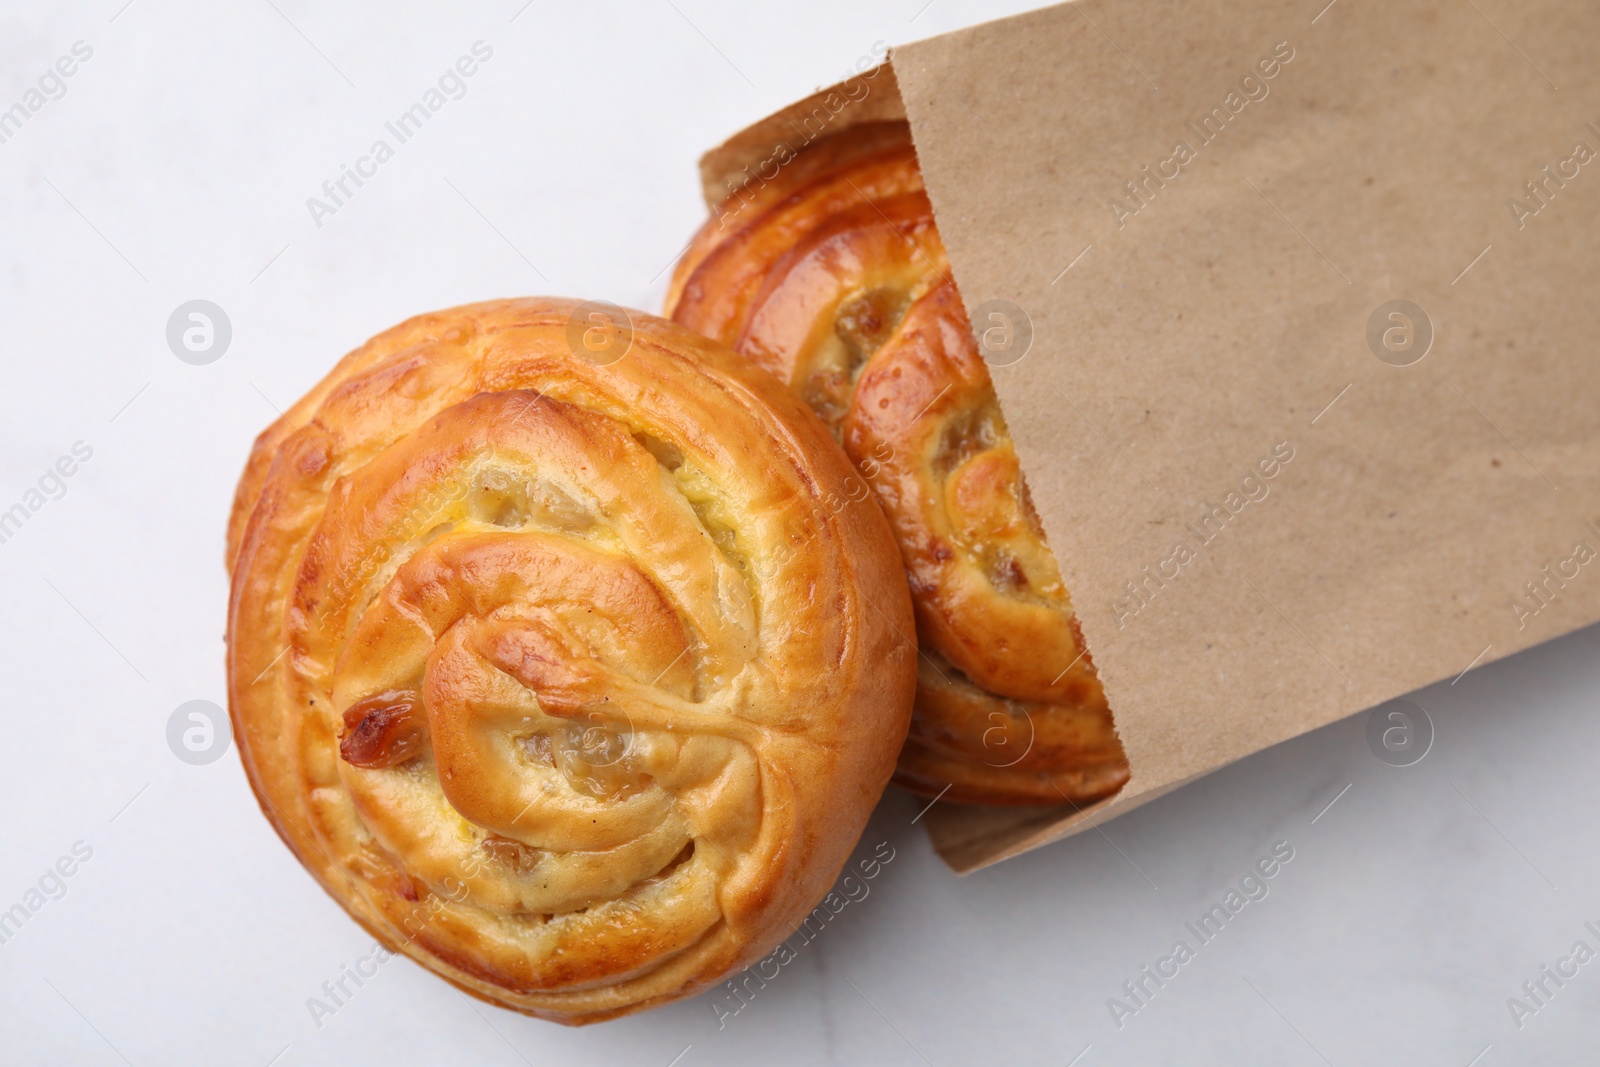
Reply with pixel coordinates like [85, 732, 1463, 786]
[668, 122, 1130, 807]
[226, 298, 915, 1024]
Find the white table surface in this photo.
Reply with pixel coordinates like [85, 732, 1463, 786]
[1, 2, 1595, 1063]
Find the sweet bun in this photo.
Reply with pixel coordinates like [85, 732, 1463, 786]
[226, 298, 916, 1023]
[668, 122, 1129, 806]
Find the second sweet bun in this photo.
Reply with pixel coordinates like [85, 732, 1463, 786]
[226, 298, 916, 1024]
[668, 121, 1130, 807]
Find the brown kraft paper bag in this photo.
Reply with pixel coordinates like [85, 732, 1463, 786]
[694, 0, 1600, 870]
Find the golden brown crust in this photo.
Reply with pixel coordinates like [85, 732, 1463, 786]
[667, 122, 1129, 807]
[226, 298, 916, 1023]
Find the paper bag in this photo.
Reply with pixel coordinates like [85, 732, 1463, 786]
[696, 0, 1600, 870]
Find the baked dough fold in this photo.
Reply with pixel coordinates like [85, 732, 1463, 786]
[226, 298, 915, 1023]
[669, 123, 1129, 806]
